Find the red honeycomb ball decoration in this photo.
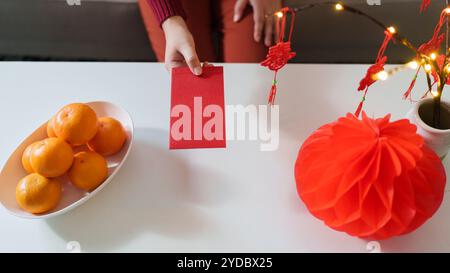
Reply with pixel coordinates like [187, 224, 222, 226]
[294, 112, 446, 239]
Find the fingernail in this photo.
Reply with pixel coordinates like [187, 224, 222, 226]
[194, 67, 202, 76]
[233, 14, 240, 22]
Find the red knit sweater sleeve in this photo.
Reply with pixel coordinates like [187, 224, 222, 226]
[146, 0, 186, 26]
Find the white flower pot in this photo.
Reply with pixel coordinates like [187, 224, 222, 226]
[406, 98, 450, 159]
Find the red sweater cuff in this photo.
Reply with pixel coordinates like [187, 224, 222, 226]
[147, 0, 187, 26]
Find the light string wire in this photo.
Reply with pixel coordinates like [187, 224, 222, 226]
[268, 1, 426, 58]
[267, 1, 450, 82]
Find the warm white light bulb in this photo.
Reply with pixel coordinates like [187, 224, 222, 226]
[445, 7, 450, 14]
[275, 11, 283, 18]
[430, 53, 437, 60]
[407, 61, 419, 70]
[335, 3, 344, 11]
[431, 90, 439, 97]
[376, 71, 388, 81]
[425, 64, 432, 72]
[387, 26, 397, 34]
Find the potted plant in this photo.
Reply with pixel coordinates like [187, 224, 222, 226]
[407, 98, 450, 158]
[403, 2, 450, 158]
[352, 1, 450, 158]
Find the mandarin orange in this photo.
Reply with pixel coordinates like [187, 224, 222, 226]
[88, 117, 127, 156]
[53, 103, 98, 146]
[16, 173, 61, 214]
[30, 138, 74, 178]
[68, 151, 108, 191]
[22, 142, 39, 174]
[46, 116, 57, 138]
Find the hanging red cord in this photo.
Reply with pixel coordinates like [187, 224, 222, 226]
[261, 8, 297, 105]
[421, 0, 431, 12]
[418, 9, 447, 55]
[354, 30, 393, 117]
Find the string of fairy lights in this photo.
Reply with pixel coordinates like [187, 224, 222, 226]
[270, 1, 450, 100]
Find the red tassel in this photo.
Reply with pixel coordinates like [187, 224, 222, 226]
[354, 100, 364, 118]
[354, 89, 368, 117]
[404, 79, 417, 101]
[403, 67, 420, 100]
[267, 72, 279, 105]
[268, 83, 277, 105]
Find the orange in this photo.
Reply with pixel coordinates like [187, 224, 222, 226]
[46, 116, 57, 138]
[68, 151, 108, 191]
[53, 103, 98, 146]
[88, 117, 127, 156]
[30, 138, 74, 178]
[22, 142, 39, 174]
[16, 173, 61, 214]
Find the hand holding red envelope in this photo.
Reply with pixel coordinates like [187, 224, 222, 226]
[170, 66, 226, 149]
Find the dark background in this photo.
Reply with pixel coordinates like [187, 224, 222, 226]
[0, 0, 447, 63]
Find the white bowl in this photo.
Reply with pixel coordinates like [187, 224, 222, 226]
[0, 101, 134, 219]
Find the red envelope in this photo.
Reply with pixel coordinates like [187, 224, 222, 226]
[170, 66, 226, 149]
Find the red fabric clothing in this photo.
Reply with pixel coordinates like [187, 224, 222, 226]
[139, 0, 267, 63]
[147, 0, 186, 25]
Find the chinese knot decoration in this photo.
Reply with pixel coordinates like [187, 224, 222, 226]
[294, 113, 446, 240]
[261, 8, 297, 105]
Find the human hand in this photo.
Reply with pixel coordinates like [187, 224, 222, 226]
[162, 16, 202, 75]
[233, 0, 282, 47]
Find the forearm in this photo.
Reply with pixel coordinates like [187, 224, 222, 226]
[147, 0, 186, 26]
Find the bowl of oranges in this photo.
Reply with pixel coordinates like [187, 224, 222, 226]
[0, 101, 133, 218]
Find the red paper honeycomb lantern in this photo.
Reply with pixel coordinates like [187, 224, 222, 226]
[294, 113, 446, 240]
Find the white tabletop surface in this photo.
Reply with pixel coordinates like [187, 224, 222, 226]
[0, 62, 449, 253]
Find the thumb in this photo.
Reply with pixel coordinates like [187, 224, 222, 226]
[179, 43, 202, 76]
[234, 0, 248, 22]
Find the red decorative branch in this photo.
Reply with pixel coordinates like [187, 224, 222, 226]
[262, 1, 450, 128]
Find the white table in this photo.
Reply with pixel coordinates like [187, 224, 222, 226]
[0, 62, 449, 253]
